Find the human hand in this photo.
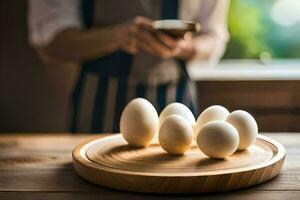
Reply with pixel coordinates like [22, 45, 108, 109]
[116, 16, 197, 60]
[115, 16, 174, 58]
[152, 31, 197, 60]
[171, 32, 197, 60]
[115, 16, 149, 54]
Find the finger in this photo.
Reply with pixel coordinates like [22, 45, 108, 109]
[138, 40, 156, 55]
[173, 42, 196, 60]
[139, 40, 172, 58]
[136, 30, 173, 58]
[172, 46, 184, 58]
[134, 16, 154, 31]
[137, 36, 173, 58]
[173, 48, 189, 60]
[183, 32, 193, 40]
[125, 46, 138, 54]
[173, 48, 196, 60]
[126, 45, 138, 54]
[155, 31, 177, 49]
[120, 37, 139, 54]
[128, 23, 139, 36]
[126, 38, 139, 54]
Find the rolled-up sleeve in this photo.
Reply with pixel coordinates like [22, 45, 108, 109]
[27, 0, 82, 47]
[189, 0, 230, 66]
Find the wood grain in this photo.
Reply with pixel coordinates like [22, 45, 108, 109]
[196, 81, 300, 132]
[73, 134, 285, 193]
[0, 133, 298, 199]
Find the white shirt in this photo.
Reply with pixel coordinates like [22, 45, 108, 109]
[28, 0, 230, 84]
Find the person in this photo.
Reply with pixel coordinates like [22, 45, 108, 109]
[28, 0, 229, 133]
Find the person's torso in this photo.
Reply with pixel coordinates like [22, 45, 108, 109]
[91, 0, 203, 86]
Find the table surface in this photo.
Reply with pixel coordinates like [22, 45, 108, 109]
[0, 133, 299, 200]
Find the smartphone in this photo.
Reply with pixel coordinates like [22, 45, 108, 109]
[152, 20, 200, 38]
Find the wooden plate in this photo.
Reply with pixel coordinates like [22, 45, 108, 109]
[72, 134, 285, 193]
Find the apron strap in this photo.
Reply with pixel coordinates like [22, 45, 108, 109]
[81, 0, 133, 78]
[71, 2, 133, 132]
[81, 0, 94, 29]
[161, 0, 178, 19]
[160, 0, 195, 115]
[161, 0, 190, 80]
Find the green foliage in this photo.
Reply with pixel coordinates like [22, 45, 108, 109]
[224, 0, 271, 58]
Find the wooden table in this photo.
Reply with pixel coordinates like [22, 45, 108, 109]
[0, 133, 299, 199]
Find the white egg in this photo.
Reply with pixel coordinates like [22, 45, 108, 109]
[226, 110, 258, 150]
[159, 102, 195, 126]
[195, 105, 230, 135]
[120, 98, 158, 147]
[159, 115, 193, 155]
[197, 121, 239, 159]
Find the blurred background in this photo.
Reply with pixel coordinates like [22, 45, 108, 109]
[1, 0, 300, 132]
[225, 0, 300, 59]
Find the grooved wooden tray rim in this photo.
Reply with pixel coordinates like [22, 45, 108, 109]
[73, 134, 285, 177]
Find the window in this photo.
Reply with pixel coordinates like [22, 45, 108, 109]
[224, 0, 300, 59]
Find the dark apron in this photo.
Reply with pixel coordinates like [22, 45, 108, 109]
[71, 0, 194, 133]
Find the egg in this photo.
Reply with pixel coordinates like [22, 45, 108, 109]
[226, 110, 258, 150]
[195, 105, 230, 135]
[159, 102, 195, 127]
[120, 98, 159, 147]
[159, 115, 193, 155]
[197, 121, 239, 159]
